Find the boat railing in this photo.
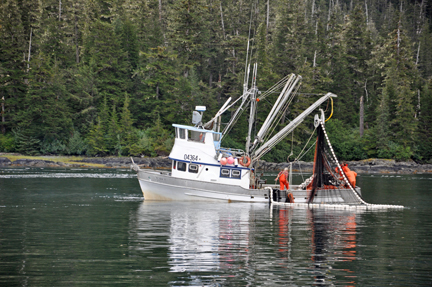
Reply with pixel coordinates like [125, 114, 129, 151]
[216, 147, 245, 157]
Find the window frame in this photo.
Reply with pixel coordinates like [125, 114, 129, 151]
[179, 128, 186, 139]
[177, 161, 187, 172]
[188, 164, 199, 173]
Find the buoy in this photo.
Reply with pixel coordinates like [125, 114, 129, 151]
[227, 156, 234, 165]
[239, 156, 251, 167]
[220, 158, 227, 165]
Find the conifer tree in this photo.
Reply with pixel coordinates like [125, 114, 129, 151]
[119, 92, 137, 154]
[0, 0, 27, 134]
[166, 0, 212, 75]
[107, 104, 120, 154]
[17, 52, 73, 146]
[87, 96, 109, 155]
[414, 80, 432, 162]
[87, 116, 108, 156]
[69, 58, 100, 135]
[375, 67, 393, 156]
[134, 46, 178, 127]
[82, 20, 132, 107]
[115, 18, 139, 70]
[324, 6, 354, 125]
[343, 5, 373, 133]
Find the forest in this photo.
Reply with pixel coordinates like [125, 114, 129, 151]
[1, 0, 432, 163]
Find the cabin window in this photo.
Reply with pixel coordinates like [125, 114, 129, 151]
[175, 128, 179, 138]
[188, 164, 199, 173]
[220, 168, 231, 178]
[179, 128, 186, 139]
[177, 162, 186, 172]
[220, 168, 241, 179]
[231, 169, 241, 179]
[188, 130, 205, 143]
[213, 133, 221, 141]
[172, 160, 177, 169]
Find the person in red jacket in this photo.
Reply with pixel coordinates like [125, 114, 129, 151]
[275, 167, 290, 190]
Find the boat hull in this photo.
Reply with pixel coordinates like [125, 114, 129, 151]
[136, 169, 362, 204]
[137, 169, 269, 202]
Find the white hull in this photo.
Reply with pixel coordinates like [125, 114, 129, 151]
[137, 169, 269, 202]
[137, 169, 362, 204]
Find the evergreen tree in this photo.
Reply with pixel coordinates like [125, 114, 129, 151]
[417, 24, 432, 79]
[166, 0, 212, 75]
[115, 18, 139, 70]
[134, 46, 179, 127]
[107, 104, 121, 154]
[324, 5, 354, 124]
[87, 116, 108, 156]
[414, 80, 432, 163]
[0, 0, 27, 134]
[17, 52, 73, 146]
[119, 92, 137, 154]
[68, 58, 100, 135]
[0, 0, 430, 159]
[82, 20, 132, 108]
[343, 5, 373, 132]
[375, 67, 393, 156]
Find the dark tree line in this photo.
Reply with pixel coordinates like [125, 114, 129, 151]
[1, 0, 432, 162]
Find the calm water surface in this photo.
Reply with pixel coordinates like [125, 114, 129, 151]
[0, 168, 431, 286]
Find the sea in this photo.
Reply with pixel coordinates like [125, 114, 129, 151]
[0, 167, 431, 286]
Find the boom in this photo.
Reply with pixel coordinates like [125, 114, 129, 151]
[251, 93, 337, 163]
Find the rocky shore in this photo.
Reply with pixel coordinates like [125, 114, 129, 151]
[258, 158, 432, 174]
[0, 156, 171, 169]
[0, 155, 431, 174]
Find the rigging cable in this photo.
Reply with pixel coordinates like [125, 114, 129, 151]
[293, 126, 317, 163]
[287, 131, 294, 162]
[290, 126, 317, 182]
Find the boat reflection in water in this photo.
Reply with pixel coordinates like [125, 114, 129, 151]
[305, 208, 358, 285]
[129, 202, 363, 285]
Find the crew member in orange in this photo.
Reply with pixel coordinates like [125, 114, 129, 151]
[335, 163, 344, 180]
[342, 163, 357, 188]
[275, 167, 290, 190]
[341, 163, 350, 174]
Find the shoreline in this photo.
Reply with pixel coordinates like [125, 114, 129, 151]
[1, 154, 432, 174]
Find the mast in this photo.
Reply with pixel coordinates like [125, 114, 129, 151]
[246, 63, 258, 155]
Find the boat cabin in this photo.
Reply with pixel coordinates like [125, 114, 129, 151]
[169, 124, 251, 189]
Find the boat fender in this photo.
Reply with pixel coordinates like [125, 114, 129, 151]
[217, 153, 223, 162]
[227, 156, 234, 165]
[239, 156, 251, 167]
[220, 158, 227, 165]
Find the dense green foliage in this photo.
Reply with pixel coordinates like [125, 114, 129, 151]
[1, 0, 432, 163]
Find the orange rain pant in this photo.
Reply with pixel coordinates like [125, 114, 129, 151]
[279, 174, 289, 190]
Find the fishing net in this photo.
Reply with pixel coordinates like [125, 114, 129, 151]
[305, 124, 371, 206]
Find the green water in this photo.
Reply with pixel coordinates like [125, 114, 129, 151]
[0, 168, 431, 286]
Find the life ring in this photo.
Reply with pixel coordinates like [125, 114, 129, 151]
[239, 156, 251, 167]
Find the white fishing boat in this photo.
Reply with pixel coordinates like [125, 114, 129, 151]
[131, 68, 403, 209]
